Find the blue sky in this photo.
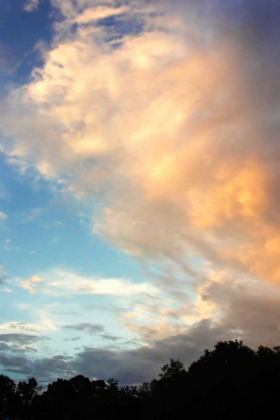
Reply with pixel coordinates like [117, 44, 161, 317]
[0, 151, 143, 280]
[1, 0, 280, 386]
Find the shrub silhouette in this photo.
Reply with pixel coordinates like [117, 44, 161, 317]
[1, 340, 280, 419]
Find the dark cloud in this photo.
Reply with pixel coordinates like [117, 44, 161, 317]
[63, 324, 120, 342]
[0, 323, 232, 384]
[0, 273, 7, 284]
[2, 282, 280, 385]
[0, 352, 74, 385]
[31, 355, 75, 383]
[70, 320, 234, 384]
[0, 321, 229, 384]
[0, 337, 40, 356]
[65, 336, 81, 342]
[0, 334, 47, 346]
[0, 353, 31, 373]
[71, 306, 280, 385]
[100, 334, 121, 341]
[9, 322, 39, 332]
[0, 343, 10, 352]
[63, 323, 105, 334]
[201, 278, 280, 348]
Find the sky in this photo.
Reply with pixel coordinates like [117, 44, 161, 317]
[1, 0, 280, 385]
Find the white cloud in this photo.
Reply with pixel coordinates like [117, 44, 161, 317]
[18, 269, 159, 297]
[23, 0, 39, 12]
[74, 6, 129, 24]
[0, 211, 7, 219]
[0, 288, 12, 293]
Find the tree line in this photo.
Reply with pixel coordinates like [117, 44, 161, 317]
[1, 340, 280, 419]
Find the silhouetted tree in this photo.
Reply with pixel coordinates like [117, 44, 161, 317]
[3, 340, 280, 419]
[0, 374, 17, 420]
[17, 377, 41, 406]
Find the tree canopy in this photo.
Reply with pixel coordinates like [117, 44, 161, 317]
[1, 340, 280, 419]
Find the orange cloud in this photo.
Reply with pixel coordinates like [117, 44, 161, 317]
[2, 1, 280, 311]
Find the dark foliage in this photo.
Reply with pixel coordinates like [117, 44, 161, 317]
[1, 340, 280, 419]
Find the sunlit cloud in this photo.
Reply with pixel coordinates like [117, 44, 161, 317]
[17, 269, 159, 297]
[74, 5, 129, 24]
[30, 275, 43, 284]
[19, 276, 43, 294]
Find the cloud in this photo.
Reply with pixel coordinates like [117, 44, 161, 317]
[63, 323, 121, 341]
[17, 269, 159, 297]
[19, 275, 43, 293]
[8, 322, 39, 333]
[0, 334, 45, 346]
[2, 272, 280, 385]
[2, 0, 279, 288]
[0, 211, 7, 220]
[0, 320, 244, 383]
[0, 183, 10, 200]
[22, 207, 43, 223]
[31, 275, 43, 284]
[0, 42, 18, 77]
[2, 298, 280, 385]
[63, 323, 105, 334]
[23, 0, 39, 12]
[51, 296, 280, 384]
[1, 0, 280, 381]
[0, 266, 6, 285]
[101, 334, 121, 342]
[0, 353, 74, 384]
[0, 288, 12, 293]
[74, 6, 129, 24]
[0, 332, 49, 357]
[20, 281, 36, 294]
[0, 317, 56, 335]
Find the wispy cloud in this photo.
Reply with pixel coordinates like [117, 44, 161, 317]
[21, 207, 43, 223]
[74, 6, 129, 24]
[17, 269, 159, 297]
[0, 211, 7, 220]
[0, 288, 12, 293]
[0, 183, 10, 200]
[63, 323, 105, 334]
[19, 275, 43, 294]
[23, 0, 39, 12]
